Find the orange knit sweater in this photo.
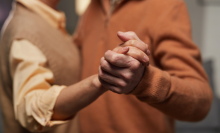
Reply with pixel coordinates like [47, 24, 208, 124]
[73, 0, 213, 133]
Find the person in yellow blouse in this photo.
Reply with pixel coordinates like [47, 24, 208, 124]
[0, 0, 149, 133]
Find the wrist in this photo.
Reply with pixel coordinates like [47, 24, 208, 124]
[91, 75, 108, 93]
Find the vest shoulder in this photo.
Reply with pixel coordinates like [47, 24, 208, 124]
[4, 3, 52, 38]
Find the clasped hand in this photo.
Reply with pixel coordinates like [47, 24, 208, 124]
[98, 31, 150, 94]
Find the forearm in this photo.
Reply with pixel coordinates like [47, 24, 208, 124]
[135, 1, 213, 121]
[150, 76, 212, 121]
[52, 74, 106, 120]
[131, 65, 213, 121]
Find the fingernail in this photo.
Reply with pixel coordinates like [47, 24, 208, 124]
[146, 50, 151, 55]
[143, 55, 148, 62]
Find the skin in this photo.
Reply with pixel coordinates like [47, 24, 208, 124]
[40, 0, 150, 120]
[53, 32, 150, 120]
[99, 31, 150, 94]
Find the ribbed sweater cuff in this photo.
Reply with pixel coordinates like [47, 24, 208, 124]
[129, 65, 171, 104]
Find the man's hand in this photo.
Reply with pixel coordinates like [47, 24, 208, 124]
[98, 31, 150, 94]
[113, 40, 150, 66]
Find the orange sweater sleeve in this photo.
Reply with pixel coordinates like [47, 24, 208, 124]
[131, 1, 213, 122]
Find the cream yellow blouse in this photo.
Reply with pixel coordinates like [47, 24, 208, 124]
[7, 0, 68, 131]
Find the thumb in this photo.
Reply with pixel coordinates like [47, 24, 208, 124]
[117, 31, 141, 42]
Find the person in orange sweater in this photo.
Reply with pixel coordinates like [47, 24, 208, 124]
[73, 0, 213, 133]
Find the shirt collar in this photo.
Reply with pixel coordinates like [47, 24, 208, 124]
[16, 0, 67, 33]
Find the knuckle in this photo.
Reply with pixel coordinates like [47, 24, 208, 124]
[128, 40, 135, 45]
[137, 50, 142, 57]
[100, 60, 108, 69]
[123, 40, 132, 47]
[104, 50, 111, 58]
[100, 57, 105, 65]
[132, 40, 136, 46]
[122, 72, 132, 81]
[101, 57, 105, 61]
[98, 69, 104, 78]
[106, 50, 111, 54]
[111, 54, 120, 63]
[118, 81, 127, 88]
[131, 61, 141, 70]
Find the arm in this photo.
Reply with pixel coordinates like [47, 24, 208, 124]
[53, 31, 152, 119]
[11, 38, 145, 132]
[10, 39, 106, 132]
[98, 2, 212, 121]
[130, 1, 213, 121]
[52, 75, 105, 120]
